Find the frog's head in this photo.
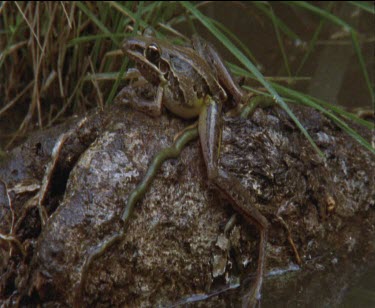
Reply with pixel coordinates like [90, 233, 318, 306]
[123, 36, 169, 86]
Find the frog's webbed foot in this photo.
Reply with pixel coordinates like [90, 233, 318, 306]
[242, 289, 261, 308]
[240, 96, 275, 119]
[115, 68, 163, 117]
[210, 169, 268, 307]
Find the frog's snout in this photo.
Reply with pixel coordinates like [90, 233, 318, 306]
[122, 37, 146, 57]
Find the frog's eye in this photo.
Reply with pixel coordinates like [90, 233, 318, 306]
[145, 43, 160, 65]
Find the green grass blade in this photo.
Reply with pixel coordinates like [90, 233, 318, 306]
[75, 2, 119, 45]
[0, 9, 25, 69]
[108, 1, 150, 30]
[229, 62, 374, 152]
[232, 62, 373, 129]
[351, 31, 375, 104]
[310, 97, 373, 129]
[181, 1, 324, 157]
[84, 72, 124, 81]
[211, 18, 259, 65]
[67, 34, 125, 47]
[105, 2, 145, 106]
[272, 83, 375, 155]
[253, 2, 300, 41]
[348, 1, 375, 14]
[296, 2, 335, 75]
[268, 6, 292, 76]
[285, 2, 352, 30]
[285, 2, 374, 109]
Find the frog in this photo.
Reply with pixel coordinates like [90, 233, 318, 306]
[74, 29, 269, 307]
[113, 30, 270, 307]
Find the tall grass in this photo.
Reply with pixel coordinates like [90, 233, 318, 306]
[0, 1, 373, 154]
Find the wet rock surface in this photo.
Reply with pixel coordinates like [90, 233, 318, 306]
[0, 104, 374, 307]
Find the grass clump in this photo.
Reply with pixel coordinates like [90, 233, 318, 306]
[0, 2, 373, 154]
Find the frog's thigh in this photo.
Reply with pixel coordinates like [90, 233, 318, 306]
[197, 97, 221, 174]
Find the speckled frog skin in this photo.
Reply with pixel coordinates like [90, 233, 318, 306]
[116, 31, 269, 307]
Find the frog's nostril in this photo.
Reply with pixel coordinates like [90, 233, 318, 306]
[134, 46, 144, 54]
[123, 38, 145, 55]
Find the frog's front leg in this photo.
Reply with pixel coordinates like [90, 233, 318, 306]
[198, 97, 268, 307]
[115, 68, 163, 117]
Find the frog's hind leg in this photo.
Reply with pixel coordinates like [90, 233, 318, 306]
[198, 97, 269, 307]
[192, 35, 246, 106]
[211, 169, 268, 307]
